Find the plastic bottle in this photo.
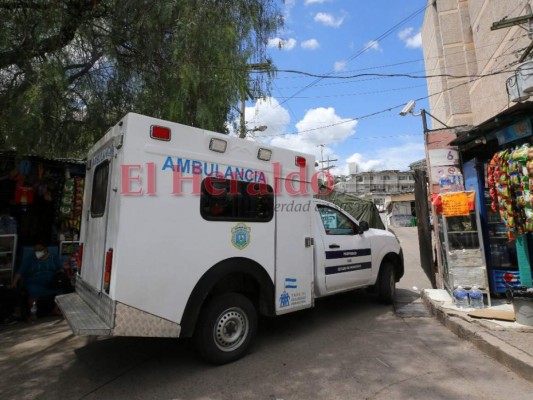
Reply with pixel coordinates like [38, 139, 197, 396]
[469, 285, 484, 309]
[30, 301, 37, 322]
[453, 286, 469, 308]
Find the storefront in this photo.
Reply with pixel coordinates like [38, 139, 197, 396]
[445, 102, 533, 295]
[0, 151, 85, 285]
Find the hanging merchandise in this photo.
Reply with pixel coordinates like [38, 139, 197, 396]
[510, 144, 533, 232]
[495, 149, 516, 240]
[488, 153, 500, 213]
[487, 143, 533, 239]
[59, 176, 84, 238]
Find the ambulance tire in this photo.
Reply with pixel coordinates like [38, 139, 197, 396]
[377, 262, 395, 304]
[194, 292, 257, 365]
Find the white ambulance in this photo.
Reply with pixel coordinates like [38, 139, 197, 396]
[56, 113, 404, 364]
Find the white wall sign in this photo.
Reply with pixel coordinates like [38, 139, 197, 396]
[428, 149, 460, 167]
[430, 166, 461, 184]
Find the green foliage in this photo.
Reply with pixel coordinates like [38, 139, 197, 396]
[0, 0, 282, 157]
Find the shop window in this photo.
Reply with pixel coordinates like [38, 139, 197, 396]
[200, 177, 274, 222]
[91, 161, 109, 218]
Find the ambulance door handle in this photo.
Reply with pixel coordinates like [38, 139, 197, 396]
[305, 237, 314, 247]
[329, 244, 340, 249]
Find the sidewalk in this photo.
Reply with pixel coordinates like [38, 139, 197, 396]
[421, 289, 533, 382]
[391, 226, 533, 382]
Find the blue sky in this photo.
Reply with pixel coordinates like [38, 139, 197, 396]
[243, 0, 429, 175]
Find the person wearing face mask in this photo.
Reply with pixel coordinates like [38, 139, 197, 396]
[9, 241, 64, 318]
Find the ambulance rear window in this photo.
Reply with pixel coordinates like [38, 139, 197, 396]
[200, 178, 274, 222]
[91, 161, 109, 218]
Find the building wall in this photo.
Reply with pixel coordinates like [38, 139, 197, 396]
[334, 170, 415, 194]
[422, 0, 533, 127]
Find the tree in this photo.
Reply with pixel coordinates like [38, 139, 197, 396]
[0, 0, 282, 157]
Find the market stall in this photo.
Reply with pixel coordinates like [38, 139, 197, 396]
[0, 153, 85, 285]
[450, 103, 533, 296]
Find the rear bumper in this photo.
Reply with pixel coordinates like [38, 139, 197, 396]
[56, 292, 112, 335]
[56, 279, 181, 338]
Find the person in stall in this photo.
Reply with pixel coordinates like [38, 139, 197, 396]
[9, 241, 66, 318]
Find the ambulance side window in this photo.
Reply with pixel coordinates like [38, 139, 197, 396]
[200, 177, 274, 222]
[91, 161, 109, 218]
[317, 205, 356, 235]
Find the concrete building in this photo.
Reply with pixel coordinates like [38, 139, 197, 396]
[334, 170, 415, 211]
[335, 170, 415, 194]
[422, 0, 533, 128]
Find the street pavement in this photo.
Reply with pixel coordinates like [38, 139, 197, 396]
[1, 227, 533, 399]
[393, 226, 533, 382]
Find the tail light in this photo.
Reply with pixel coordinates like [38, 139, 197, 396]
[77, 243, 84, 272]
[104, 249, 113, 293]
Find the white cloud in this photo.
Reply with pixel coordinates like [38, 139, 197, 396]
[270, 107, 357, 161]
[301, 38, 320, 50]
[398, 27, 414, 41]
[239, 100, 361, 175]
[305, 0, 331, 5]
[243, 97, 290, 139]
[267, 37, 297, 51]
[398, 27, 422, 49]
[283, 0, 296, 22]
[314, 12, 345, 28]
[341, 140, 425, 174]
[406, 32, 422, 49]
[364, 40, 382, 52]
[334, 60, 347, 72]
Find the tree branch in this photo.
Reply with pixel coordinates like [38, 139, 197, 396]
[67, 50, 103, 83]
[0, 0, 102, 69]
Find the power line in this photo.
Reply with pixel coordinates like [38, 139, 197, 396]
[276, 3, 431, 107]
[267, 84, 426, 99]
[257, 62, 517, 139]
[271, 42, 529, 91]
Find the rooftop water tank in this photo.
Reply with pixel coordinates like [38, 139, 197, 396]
[517, 61, 533, 93]
[507, 74, 529, 102]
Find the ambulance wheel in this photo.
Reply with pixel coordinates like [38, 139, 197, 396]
[377, 262, 395, 304]
[194, 293, 257, 365]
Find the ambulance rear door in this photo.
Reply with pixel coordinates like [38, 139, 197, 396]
[81, 141, 115, 292]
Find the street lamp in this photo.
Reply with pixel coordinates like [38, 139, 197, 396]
[242, 125, 267, 139]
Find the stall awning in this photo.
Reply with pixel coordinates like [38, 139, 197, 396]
[450, 101, 533, 148]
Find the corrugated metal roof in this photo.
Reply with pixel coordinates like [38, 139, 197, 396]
[450, 101, 533, 147]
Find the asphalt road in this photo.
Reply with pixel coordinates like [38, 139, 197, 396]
[2, 228, 533, 400]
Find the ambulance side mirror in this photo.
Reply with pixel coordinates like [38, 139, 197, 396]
[358, 221, 370, 234]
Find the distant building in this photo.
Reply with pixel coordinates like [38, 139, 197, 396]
[335, 170, 415, 194]
[334, 170, 415, 211]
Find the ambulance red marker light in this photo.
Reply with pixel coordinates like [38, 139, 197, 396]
[295, 156, 306, 167]
[150, 125, 171, 141]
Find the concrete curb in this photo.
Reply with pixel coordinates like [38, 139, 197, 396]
[421, 290, 533, 382]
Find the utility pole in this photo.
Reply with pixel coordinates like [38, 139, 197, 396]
[491, 4, 533, 62]
[317, 144, 337, 171]
[239, 62, 271, 139]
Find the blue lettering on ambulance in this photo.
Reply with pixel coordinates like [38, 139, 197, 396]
[177, 158, 191, 173]
[245, 169, 254, 182]
[161, 157, 266, 183]
[162, 156, 175, 171]
[192, 160, 202, 174]
[235, 167, 245, 181]
[204, 162, 219, 176]
[224, 166, 233, 179]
